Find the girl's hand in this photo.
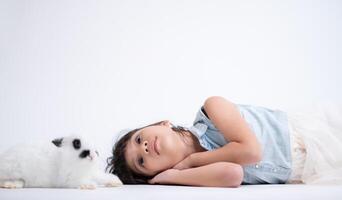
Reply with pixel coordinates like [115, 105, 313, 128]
[172, 155, 193, 170]
[148, 169, 180, 184]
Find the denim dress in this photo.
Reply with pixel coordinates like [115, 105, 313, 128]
[187, 104, 292, 184]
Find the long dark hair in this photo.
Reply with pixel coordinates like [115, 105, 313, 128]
[106, 121, 190, 184]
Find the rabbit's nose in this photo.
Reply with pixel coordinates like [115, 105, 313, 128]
[79, 150, 90, 158]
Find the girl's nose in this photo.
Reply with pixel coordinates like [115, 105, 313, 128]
[143, 140, 149, 153]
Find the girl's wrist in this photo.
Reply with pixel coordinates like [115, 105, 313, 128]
[189, 152, 199, 167]
[149, 169, 181, 185]
[190, 151, 208, 167]
[165, 169, 182, 184]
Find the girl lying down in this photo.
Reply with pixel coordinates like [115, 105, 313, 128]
[106, 96, 342, 187]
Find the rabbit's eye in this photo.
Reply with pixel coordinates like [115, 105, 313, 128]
[72, 139, 81, 149]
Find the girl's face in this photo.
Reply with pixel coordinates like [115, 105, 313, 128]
[125, 121, 190, 176]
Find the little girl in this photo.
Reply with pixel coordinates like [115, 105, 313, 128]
[106, 96, 342, 187]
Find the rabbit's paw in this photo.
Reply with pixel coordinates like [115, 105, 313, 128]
[105, 180, 123, 187]
[0, 180, 24, 189]
[78, 181, 97, 190]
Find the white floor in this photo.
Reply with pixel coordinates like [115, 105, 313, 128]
[1, 184, 342, 200]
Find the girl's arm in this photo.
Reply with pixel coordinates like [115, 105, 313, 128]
[192, 96, 262, 167]
[149, 162, 243, 188]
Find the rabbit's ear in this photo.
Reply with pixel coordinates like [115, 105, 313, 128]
[52, 137, 63, 147]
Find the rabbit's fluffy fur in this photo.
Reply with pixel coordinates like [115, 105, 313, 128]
[0, 135, 122, 189]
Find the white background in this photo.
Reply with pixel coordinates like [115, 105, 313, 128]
[0, 0, 341, 161]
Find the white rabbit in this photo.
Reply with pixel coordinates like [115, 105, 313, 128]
[0, 135, 123, 189]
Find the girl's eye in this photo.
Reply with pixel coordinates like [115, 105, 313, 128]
[139, 157, 144, 166]
[137, 135, 141, 144]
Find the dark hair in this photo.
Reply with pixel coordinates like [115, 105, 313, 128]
[106, 121, 190, 184]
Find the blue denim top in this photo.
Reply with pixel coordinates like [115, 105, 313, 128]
[187, 104, 292, 184]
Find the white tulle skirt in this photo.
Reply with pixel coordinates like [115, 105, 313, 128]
[285, 103, 342, 184]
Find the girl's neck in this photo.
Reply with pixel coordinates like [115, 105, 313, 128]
[183, 131, 206, 155]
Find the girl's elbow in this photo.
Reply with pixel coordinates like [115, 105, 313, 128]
[246, 141, 263, 164]
[230, 165, 244, 187]
[249, 150, 262, 163]
[221, 163, 244, 187]
[255, 146, 263, 162]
